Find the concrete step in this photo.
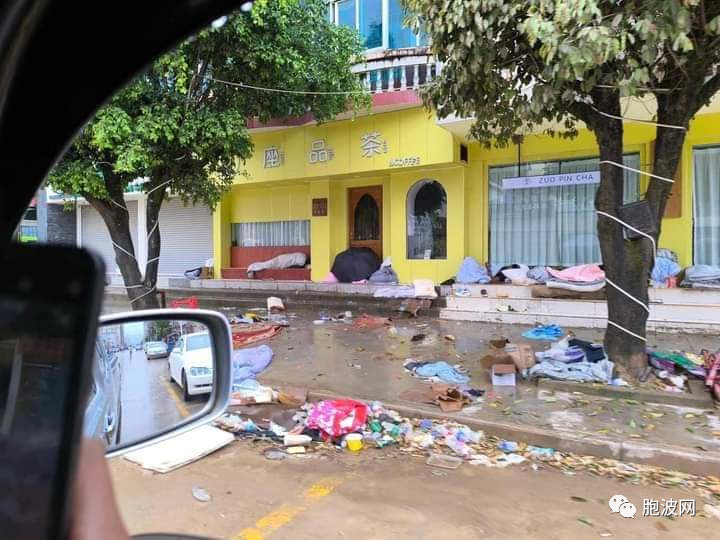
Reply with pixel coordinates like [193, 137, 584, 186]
[104, 286, 446, 317]
[440, 307, 720, 333]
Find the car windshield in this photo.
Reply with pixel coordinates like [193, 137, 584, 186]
[185, 334, 210, 352]
[23, 0, 720, 538]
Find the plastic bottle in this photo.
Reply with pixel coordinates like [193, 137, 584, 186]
[445, 435, 471, 457]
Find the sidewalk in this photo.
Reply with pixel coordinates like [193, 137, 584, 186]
[254, 311, 720, 475]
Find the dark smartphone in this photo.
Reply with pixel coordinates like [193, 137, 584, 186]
[0, 244, 105, 540]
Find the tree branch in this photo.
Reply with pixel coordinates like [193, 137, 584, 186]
[698, 72, 720, 107]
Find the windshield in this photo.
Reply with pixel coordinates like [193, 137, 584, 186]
[185, 334, 210, 352]
[31, 0, 720, 538]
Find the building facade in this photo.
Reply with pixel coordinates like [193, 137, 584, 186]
[213, 0, 720, 283]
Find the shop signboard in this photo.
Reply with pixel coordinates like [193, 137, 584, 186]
[502, 171, 601, 190]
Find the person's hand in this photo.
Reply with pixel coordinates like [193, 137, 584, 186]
[70, 439, 129, 540]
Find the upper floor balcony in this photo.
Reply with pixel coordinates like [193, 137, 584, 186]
[352, 47, 439, 93]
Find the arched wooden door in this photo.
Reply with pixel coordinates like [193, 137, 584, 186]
[348, 185, 382, 258]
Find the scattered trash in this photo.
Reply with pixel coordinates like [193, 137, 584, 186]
[306, 399, 370, 439]
[345, 433, 364, 452]
[124, 425, 234, 473]
[491, 364, 517, 387]
[192, 487, 212, 503]
[522, 324, 564, 341]
[396, 298, 432, 317]
[411, 334, 426, 342]
[284, 433, 312, 447]
[352, 314, 392, 330]
[404, 360, 470, 385]
[570, 496, 588, 503]
[705, 504, 720, 521]
[263, 448, 287, 461]
[286, 446, 306, 455]
[444, 334, 456, 342]
[426, 453, 462, 469]
[497, 440, 519, 453]
[267, 296, 285, 313]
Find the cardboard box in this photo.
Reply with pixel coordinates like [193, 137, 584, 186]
[481, 348, 515, 369]
[492, 364, 517, 386]
[200, 267, 214, 279]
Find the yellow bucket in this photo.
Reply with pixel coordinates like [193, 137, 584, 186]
[345, 433, 363, 452]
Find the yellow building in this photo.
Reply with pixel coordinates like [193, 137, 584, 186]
[213, 4, 720, 284]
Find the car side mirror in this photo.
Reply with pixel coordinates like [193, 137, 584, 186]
[94, 309, 231, 457]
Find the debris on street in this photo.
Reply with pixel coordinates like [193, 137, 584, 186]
[124, 425, 234, 473]
[214, 399, 720, 503]
[191, 487, 212, 503]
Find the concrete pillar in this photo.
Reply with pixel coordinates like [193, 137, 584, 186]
[212, 192, 232, 279]
[309, 178, 332, 281]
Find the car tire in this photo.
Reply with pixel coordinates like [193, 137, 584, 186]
[168, 361, 173, 382]
[181, 370, 191, 402]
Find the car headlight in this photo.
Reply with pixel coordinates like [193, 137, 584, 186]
[189, 367, 213, 377]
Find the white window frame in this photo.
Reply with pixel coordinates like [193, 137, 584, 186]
[332, 0, 424, 52]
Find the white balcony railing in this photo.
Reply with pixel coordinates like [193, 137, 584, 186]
[351, 50, 440, 93]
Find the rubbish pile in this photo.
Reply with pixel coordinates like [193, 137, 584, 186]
[647, 349, 713, 394]
[214, 398, 720, 502]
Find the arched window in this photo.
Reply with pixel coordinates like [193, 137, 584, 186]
[407, 180, 447, 259]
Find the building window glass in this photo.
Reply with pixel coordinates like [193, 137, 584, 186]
[693, 146, 720, 265]
[232, 220, 310, 247]
[337, 0, 355, 29]
[488, 153, 640, 267]
[359, 0, 383, 49]
[407, 180, 447, 259]
[389, 1, 415, 49]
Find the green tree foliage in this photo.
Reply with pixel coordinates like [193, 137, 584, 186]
[406, 0, 720, 373]
[49, 0, 365, 309]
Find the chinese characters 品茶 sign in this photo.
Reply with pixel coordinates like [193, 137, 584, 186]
[501, 171, 601, 190]
[309, 139, 334, 164]
[264, 146, 284, 168]
[361, 132, 388, 158]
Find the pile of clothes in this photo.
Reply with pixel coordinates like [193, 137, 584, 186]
[651, 249, 681, 287]
[526, 333, 616, 384]
[545, 264, 606, 293]
[681, 265, 720, 290]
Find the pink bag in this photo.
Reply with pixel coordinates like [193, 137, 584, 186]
[306, 399, 370, 439]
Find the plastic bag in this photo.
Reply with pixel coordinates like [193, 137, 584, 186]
[305, 399, 370, 438]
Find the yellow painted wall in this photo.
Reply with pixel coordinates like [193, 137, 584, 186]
[214, 105, 720, 279]
[389, 166, 466, 283]
[229, 184, 310, 223]
[212, 191, 232, 278]
[237, 108, 455, 184]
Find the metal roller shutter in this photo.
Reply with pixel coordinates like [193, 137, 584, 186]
[81, 201, 139, 274]
[157, 198, 213, 275]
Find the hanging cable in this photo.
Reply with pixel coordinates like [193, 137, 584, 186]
[598, 161, 675, 184]
[208, 77, 370, 96]
[130, 287, 157, 304]
[590, 105, 687, 130]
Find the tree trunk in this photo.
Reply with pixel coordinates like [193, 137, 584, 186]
[593, 92, 649, 376]
[143, 181, 165, 291]
[87, 193, 160, 310]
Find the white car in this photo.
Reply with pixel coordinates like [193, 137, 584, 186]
[168, 331, 213, 401]
[144, 340, 168, 359]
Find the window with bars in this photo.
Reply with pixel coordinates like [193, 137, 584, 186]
[232, 220, 310, 247]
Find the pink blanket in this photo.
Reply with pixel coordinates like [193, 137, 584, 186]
[547, 264, 605, 283]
